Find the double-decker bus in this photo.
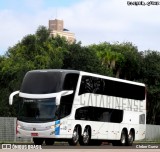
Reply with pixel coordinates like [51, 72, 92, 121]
[9, 69, 146, 146]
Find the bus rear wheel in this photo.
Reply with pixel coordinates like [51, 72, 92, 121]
[112, 130, 127, 146]
[33, 138, 44, 145]
[127, 131, 134, 146]
[68, 126, 80, 146]
[79, 127, 91, 146]
[118, 130, 127, 146]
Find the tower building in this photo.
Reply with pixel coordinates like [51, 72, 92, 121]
[49, 19, 75, 43]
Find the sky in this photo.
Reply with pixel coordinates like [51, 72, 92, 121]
[0, 0, 160, 55]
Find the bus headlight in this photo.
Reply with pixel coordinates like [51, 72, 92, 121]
[46, 125, 55, 130]
[17, 124, 21, 129]
[16, 124, 21, 134]
[50, 125, 54, 129]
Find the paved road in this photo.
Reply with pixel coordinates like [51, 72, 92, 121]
[1, 148, 160, 152]
[1, 143, 160, 152]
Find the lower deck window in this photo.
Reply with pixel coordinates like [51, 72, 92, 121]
[75, 106, 123, 123]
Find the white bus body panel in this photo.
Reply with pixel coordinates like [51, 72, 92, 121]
[15, 70, 146, 142]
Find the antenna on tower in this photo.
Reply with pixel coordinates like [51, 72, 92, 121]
[56, 8, 58, 19]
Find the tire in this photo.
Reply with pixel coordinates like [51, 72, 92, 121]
[127, 131, 134, 146]
[119, 130, 127, 146]
[79, 127, 91, 146]
[112, 130, 127, 146]
[68, 126, 80, 146]
[45, 138, 55, 145]
[33, 138, 44, 145]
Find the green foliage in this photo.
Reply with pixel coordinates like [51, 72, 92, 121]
[62, 42, 103, 74]
[0, 25, 160, 125]
[0, 26, 69, 116]
[141, 51, 160, 124]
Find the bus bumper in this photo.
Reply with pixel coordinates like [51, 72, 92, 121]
[17, 128, 72, 139]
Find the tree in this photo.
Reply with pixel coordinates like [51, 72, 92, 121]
[89, 42, 124, 77]
[63, 41, 103, 74]
[111, 42, 143, 80]
[0, 25, 160, 126]
[36, 26, 50, 44]
[0, 26, 68, 116]
[141, 51, 160, 124]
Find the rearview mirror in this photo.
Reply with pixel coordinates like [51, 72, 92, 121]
[56, 90, 73, 105]
[9, 91, 20, 105]
[61, 90, 73, 96]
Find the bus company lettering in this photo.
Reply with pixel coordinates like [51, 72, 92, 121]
[80, 93, 145, 112]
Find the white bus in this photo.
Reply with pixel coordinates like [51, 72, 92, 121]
[9, 69, 146, 146]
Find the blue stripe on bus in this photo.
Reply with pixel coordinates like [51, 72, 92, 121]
[55, 120, 60, 135]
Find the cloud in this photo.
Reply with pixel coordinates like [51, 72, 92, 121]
[0, 0, 160, 55]
[0, 11, 35, 54]
[55, 0, 160, 51]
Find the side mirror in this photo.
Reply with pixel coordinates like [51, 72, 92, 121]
[9, 91, 20, 105]
[56, 90, 73, 105]
[61, 90, 73, 96]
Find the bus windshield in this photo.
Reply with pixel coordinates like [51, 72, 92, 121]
[18, 98, 59, 123]
[20, 71, 62, 94]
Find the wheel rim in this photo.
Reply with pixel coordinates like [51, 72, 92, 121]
[128, 133, 133, 143]
[83, 129, 89, 144]
[72, 128, 79, 143]
[121, 133, 126, 144]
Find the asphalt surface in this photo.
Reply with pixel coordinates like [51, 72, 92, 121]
[1, 143, 160, 152]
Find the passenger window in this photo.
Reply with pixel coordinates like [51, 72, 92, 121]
[139, 114, 145, 124]
[110, 109, 123, 123]
[79, 75, 145, 100]
[63, 74, 79, 90]
[75, 107, 123, 123]
[75, 107, 88, 120]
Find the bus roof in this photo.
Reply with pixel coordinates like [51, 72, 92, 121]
[29, 69, 80, 74]
[28, 69, 145, 87]
[80, 71, 145, 87]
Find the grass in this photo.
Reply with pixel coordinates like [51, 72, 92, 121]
[134, 140, 160, 144]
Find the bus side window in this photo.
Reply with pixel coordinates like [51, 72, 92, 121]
[110, 110, 123, 123]
[79, 76, 96, 94]
[75, 107, 94, 120]
[94, 107, 111, 122]
[79, 76, 105, 95]
[63, 74, 79, 90]
[100, 112, 110, 122]
[58, 94, 74, 119]
[75, 107, 88, 120]
[139, 114, 145, 124]
[75, 107, 123, 123]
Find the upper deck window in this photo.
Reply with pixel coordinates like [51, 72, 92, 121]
[63, 73, 79, 90]
[79, 76, 145, 100]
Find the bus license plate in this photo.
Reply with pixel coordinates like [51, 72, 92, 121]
[31, 133, 38, 136]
